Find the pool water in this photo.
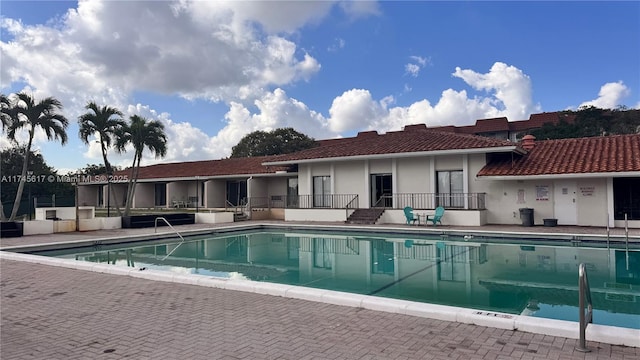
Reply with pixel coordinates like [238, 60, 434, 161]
[38, 230, 640, 329]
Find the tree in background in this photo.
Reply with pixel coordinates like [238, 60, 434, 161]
[530, 107, 640, 140]
[231, 128, 317, 158]
[5, 93, 69, 221]
[116, 115, 167, 216]
[1, 148, 74, 219]
[78, 102, 126, 216]
[79, 163, 122, 176]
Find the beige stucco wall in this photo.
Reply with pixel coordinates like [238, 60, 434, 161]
[134, 183, 155, 208]
[206, 180, 226, 208]
[266, 177, 288, 197]
[369, 159, 391, 174]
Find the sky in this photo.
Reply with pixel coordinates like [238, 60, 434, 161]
[1, 0, 639, 174]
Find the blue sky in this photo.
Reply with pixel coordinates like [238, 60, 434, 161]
[1, 1, 638, 173]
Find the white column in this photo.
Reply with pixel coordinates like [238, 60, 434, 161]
[463, 154, 469, 209]
[364, 160, 370, 208]
[606, 177, 615, 227]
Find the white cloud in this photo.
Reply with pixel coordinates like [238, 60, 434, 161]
[404, 55, 431, 78]
[453, 62, 539, 121]
[205, 88, 332, 157]
[328, 89, 385, 132]
[405, 63, 421, 77]
[328, 38, 346, 52]
[410, 55, 428, 67]
[579, 81, 630, 109]
[1, 0, 326, 112]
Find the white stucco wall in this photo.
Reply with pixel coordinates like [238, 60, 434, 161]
[575, 178, 608, 226]
[396, 157, 430, 193]
[285, 209, 347, 222]
[334, 161, 366, 206]
[435, 154, 463, 171]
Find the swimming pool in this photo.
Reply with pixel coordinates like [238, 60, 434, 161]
[33, 228, 640, 330]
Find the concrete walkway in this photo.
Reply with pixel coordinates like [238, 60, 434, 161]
[1, 222, 639, 359]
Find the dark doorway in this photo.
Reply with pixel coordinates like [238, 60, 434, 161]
[371, 174, 392, 207]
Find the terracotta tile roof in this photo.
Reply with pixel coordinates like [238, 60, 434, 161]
[471, 117, 510, 133]
[115, 156, 291, 180]
[429, 112, 575, 134]
[265, 125, 517, 164]
[477, 134, 640, 177]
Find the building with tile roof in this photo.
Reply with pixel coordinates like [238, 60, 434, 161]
[79, 120, 639, 229]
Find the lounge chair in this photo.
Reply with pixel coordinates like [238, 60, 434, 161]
[403, 206, 419, 225]
[426, 206, 445, 226]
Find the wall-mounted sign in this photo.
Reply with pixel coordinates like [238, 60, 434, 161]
[517, 189, 526, 204]
[580, 186, 595, 196]
[536, 185, 549, 201]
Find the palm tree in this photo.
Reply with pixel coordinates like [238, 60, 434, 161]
[116, 115, 167, 216]
[1, 93, 13, 220]
[6, 93, 69, 221]
[78, 102, 126, 216]
[1, 93, 12, 130]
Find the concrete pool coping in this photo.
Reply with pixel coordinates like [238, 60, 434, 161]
[1, 221, 638, 348]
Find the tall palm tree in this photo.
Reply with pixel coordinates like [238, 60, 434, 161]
[1, 93, 13, 220]
[6, 93, 69, 221]
[116, 115, 167, 216]
[78, 102, 126, 216]
[0, 93, 12, 130]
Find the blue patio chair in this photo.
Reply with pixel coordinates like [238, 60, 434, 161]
[403, 206, 419, 225]
[426, 206, 445, 226]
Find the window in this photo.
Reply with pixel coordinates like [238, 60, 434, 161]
[613, 177, 640, 220]
[437, 170, 464, 208]
[313, 176, 331, 207]
[226, 180, 247, 206]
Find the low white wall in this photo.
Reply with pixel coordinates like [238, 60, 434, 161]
[35, 206, 95, 220]
[285, 209, 348, 222]
[53, 220, 76, 233]
[79, 219, 101, 231]
[101, 217, 122, 229]
[380, 209, 486, 226]
[196, 212, 234, 224]
[614, 220, 640, 229]
[23, 220, 54, 235]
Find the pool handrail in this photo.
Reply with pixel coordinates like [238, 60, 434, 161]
[154, 217, 186, 261]
[576, 263, 593, 352]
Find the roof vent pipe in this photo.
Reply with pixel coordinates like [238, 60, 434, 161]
[521, 134, 536, 150]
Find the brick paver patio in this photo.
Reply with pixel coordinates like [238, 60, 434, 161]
[1, 222, 639, 359]
[1, 260, 638, 359]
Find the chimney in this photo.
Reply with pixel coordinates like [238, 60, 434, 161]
[521, 134, 536, 150]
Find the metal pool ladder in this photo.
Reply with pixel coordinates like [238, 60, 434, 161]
[576, 263, 593, 352]
[154, 217, 186, 261]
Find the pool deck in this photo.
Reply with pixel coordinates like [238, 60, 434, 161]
[1, 221, 639, 359]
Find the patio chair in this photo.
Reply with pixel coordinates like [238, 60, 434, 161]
[403, 206, 419, 225]
[426, 206, 445, 226]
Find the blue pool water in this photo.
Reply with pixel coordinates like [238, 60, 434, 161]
[34, 229, 640, 329]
